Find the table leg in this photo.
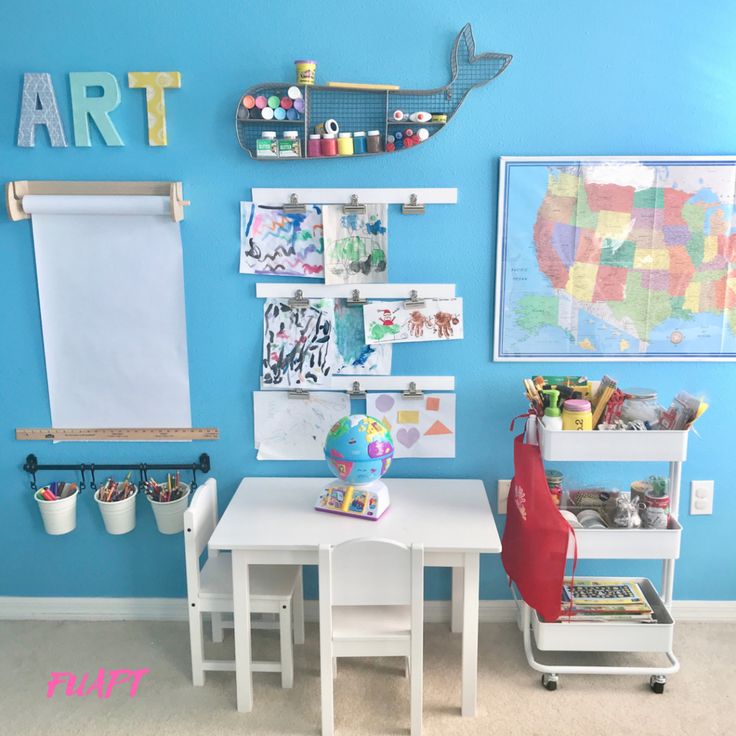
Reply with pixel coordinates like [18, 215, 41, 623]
[451, 567, 464, 633]
[461, 553, 480, 717]
[232, 549, 253, 712]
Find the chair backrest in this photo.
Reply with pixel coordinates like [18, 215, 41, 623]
[320, 538, 424, 607]
[183, 478, 219, 597]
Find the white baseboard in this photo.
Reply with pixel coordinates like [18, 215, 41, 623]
[1, 597, 734, 623]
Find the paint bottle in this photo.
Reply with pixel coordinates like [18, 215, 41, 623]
[274, 106, 287, 121]
[541, 389, 562, 430]
[321, 133, 337, 157]
[255, 95, 268, 109]
[261, 106, 275, 121]
[280, 97, 293, 110]
[256, 131, 278, 158]
[286, 107, 299, 121]
[288, 85, 303, 100]
[409, 111, 431, 123]
[562, 399, 592, 431]
[417, 128, 429, 141]
[353, 131, 367, 154]
[366, 130, 382, 153]
[293, 98, 305, 114]
[242, 95, 255, 110]
[337, 132, 354, 156]
[267, 95, 280, 109]
[316, 119, 339, 136]
[307, 134, 322, 158]
[279, 131, 301, 158]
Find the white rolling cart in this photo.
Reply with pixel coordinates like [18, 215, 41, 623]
[517, 418, 689, 693]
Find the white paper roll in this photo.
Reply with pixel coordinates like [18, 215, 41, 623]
[22, 195, 170, 217]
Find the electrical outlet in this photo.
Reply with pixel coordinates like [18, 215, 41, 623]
[497, 479, 512, 514]
[690, 480, 714, 515]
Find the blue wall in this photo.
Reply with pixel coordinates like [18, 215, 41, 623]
[1, 0, 733, 601]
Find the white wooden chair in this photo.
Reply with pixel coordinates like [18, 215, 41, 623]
[184, 478, 305, 688]
[318, 538, 424, 736]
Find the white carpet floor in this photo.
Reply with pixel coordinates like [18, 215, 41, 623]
[1, 619, 734, 736]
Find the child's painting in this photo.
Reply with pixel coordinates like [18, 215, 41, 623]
[253, 390, 350, 460]
[367, 393, 456, 458]
[364, 298, 464, 344]
[240, 203, 324, 277]
[334, 298, 392, 374]
[262, 298, 336, 386]
[322, 204, 388, 284]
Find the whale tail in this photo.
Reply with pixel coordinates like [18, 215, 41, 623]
[450, 24, 511, 94]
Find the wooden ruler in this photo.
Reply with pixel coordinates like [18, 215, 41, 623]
[16, 427, 219, 442]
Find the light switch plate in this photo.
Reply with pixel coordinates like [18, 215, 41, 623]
[690, 480, 714, 515]
[498, 479, 511, 514]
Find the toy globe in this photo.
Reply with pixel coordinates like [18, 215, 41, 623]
[315, 415, 394, 520]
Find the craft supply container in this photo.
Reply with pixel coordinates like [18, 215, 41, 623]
[95, 486, 137, 535]
[147, 483, 190, 534]
[36, 485, 78, 535]
[531, 577, 674, 653]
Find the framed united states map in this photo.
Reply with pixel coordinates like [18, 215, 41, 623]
[494, 156, 736, 361]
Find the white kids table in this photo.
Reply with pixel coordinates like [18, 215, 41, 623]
[208, 477, 501, 717]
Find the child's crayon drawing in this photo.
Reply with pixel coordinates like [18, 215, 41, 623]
[334, 298, 392, 374]
[240, 203, 324, 277]
[322, 204, 388, 285]
[262, 298, 336, 386]
[364, 299, 464, 344]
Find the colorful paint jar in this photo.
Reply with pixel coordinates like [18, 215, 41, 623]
[288, 85, 302, 100]
[321, 133, 337, 157]
[366, 130, 382, 153]
[274, 106, 287, 121]
[256, 131, 278, 158]
[280, 96, 293, 110]
[242, 95, 255, 109]
[286, 107, 300, 120]
[295, 59, 317, 85]
[254, 95, 267, 109]
[293, 98, 305, 113]
[307, 134, 322, 158]
[261, 106, 274, 121]
[562, 399, 592, 431]
[267, 95, 280, 109]
[353, 131, 367, 154]
[337, 132, 354, 156]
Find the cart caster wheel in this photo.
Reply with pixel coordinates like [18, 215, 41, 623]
[650, 675, 666, 694]
[541, 674, 558, 691]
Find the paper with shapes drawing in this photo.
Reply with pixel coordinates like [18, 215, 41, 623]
[254, 390, 350, 460]
[334, 298, 392, 374]
[240, 202, 324, 278]
[322, 204, 388, 284]
[364, 298, 464, 344]
[262, 298, 336, 386]
[367, 392, 456, 458]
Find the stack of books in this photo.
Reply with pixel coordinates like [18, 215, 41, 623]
[555, 579, 655, 623]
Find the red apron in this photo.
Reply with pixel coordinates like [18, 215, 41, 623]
[502, 428, 574, 622]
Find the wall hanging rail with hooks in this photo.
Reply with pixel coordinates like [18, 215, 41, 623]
[252, 187, 457, 213]
[22, 453, 211, 493]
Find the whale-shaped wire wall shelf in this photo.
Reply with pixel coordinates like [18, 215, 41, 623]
[235, 24, 512, 161]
